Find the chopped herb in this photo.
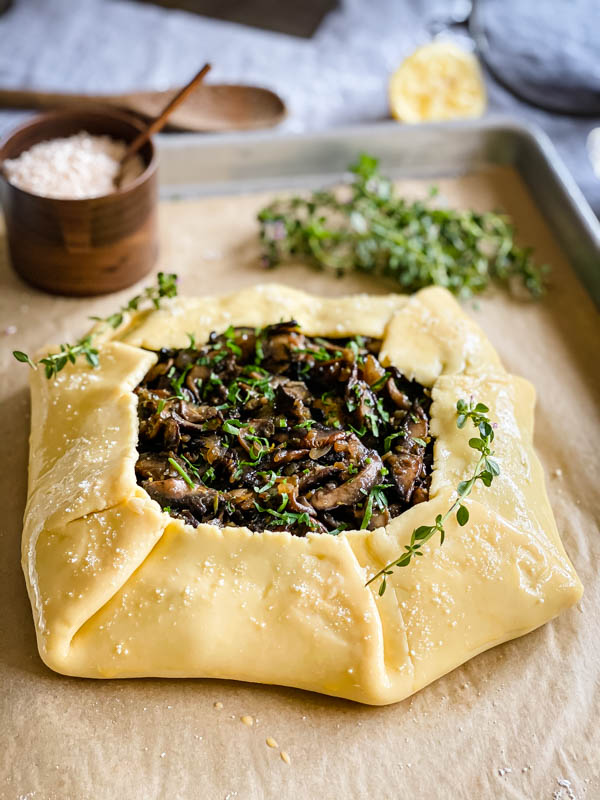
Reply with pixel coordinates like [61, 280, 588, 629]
[180, 454, 202, 479]
[254, 471, 278, 493]
[203, 466, 216, 484]
[254, 502, 316, 529]
[360, 492, 375, 530]
[254, 327, 265, 363]
[168, 457, 195, 489]
[383, 430, 405, 452]
[375, 397, 390, 422]
[223, 419, 244, 435]
[366, 413, 379, 437]
[371, 373, 389, 392]
[293, 345, 331, 362]
[224, 325, 242, 357]
[202, 372, 223, 399]
[349, 424, 367, 438]
[171, 363, 193, 398]
[329, 523, 348, 536]
[360, 483, 392, 529]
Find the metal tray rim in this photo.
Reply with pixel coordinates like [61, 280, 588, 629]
[158, 115, 599, 240]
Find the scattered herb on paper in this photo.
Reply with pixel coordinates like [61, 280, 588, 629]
[366, 398, 500, 597]
[258, 153, 546, 298]
[13, 272, 178, 379]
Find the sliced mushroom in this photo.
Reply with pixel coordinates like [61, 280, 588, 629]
[276, 381, 313, 421]
[387, 377, 411, 410]
[362, 354, 386, 387]
[310, 454, 382, 511]
[135, 452, 173, 482]
[298, 463, 344, 490]
[385, 403, 429, 502]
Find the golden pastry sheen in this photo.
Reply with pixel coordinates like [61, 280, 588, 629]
[22, 284, 582, 704]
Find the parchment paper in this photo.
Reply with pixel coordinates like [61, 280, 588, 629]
[1, 166, 598, 800]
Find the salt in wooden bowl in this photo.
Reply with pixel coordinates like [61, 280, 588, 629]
[0, 107, 158, 296]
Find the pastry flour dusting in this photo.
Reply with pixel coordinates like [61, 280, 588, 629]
[2, 131, 145, 198]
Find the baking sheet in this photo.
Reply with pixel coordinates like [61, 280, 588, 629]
[1, 164, 599, 800]
[157, 118, 600, 306]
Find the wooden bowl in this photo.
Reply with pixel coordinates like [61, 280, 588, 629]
[0, 108, 158, 296]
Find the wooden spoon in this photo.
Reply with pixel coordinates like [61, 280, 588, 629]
[115, 64, 211, 187]
[0, 82, 286, 133]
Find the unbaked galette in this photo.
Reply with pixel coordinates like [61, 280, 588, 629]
[22, 284, 582, 704]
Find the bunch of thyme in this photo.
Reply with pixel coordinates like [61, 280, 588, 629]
[13, 272, 178, 379]
[258, 154, 546, 298]
[366, 398, 500, 597]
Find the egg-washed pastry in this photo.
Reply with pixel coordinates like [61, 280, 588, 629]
[22, 284, 582, 705]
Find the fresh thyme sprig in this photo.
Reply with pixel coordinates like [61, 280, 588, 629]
[89, 270, 178, 330]
[12, 272, 178, 379]
[366, 398, 500, 597]
[258, 154, 546, 298]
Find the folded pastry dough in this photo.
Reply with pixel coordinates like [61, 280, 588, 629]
[22, 284, 582, 704]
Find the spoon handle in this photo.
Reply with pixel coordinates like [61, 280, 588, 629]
[119, 64, 211, 168]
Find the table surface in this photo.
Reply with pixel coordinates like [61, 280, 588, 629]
[0, 0, 599, 217]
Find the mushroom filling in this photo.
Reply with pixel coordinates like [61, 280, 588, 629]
[134, 321, 433, 535]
